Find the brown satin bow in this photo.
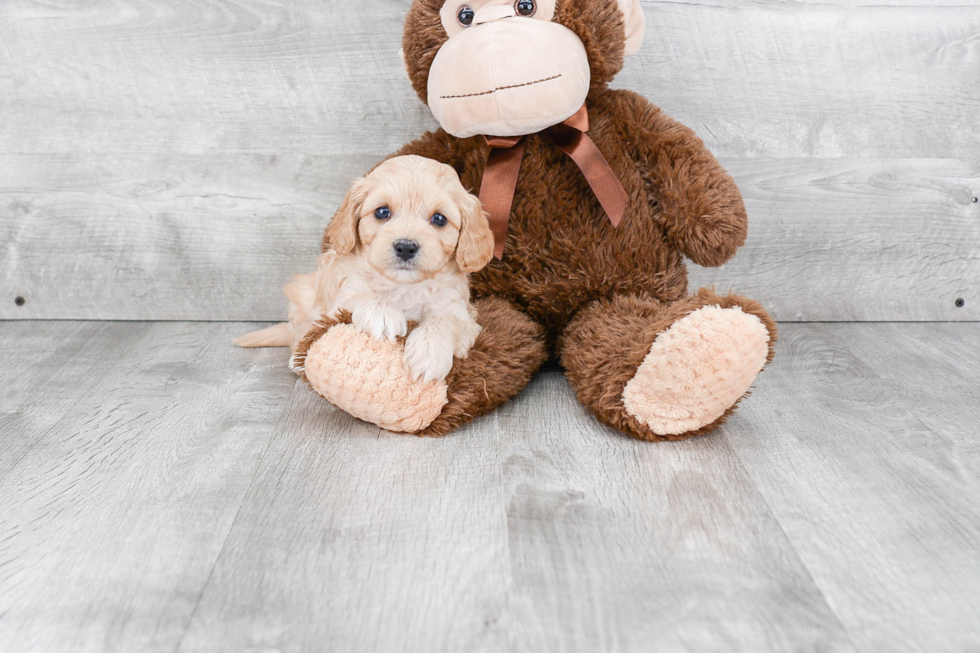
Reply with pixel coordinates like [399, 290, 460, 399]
[479, 104, 628, 259]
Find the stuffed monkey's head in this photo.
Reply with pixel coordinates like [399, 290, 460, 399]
[403, 0, 645, 138]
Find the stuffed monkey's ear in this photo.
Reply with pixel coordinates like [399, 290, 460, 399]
[619, 0, 646, 56]
[326, 177, 369, 256]
[455, 192, 495, 273]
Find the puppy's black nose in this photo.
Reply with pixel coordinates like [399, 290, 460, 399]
[393, 239, 419, 261]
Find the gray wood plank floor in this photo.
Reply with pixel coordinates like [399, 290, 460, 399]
[1, 321, 978, 652]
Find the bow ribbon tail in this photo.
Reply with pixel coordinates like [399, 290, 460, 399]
[477, 104, 628, 259]
[545, 124, 628, 228]
[480, 136, 526, 260]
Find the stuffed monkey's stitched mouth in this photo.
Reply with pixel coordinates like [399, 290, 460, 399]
[439, 74, 562, 99]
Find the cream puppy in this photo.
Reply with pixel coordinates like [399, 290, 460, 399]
[237, 155, 495, 383]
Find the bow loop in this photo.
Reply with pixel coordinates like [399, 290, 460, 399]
[478, 104, 627, 259]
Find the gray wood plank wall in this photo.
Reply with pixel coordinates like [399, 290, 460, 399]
[1, 0, 978, 321]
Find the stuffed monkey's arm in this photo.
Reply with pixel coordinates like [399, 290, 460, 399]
[617, 90, 748, 268]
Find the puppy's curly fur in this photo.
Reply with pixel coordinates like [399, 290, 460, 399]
[237, 155, 494, 384]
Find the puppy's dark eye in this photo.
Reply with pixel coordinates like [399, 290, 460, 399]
[430, 213, 448, 227]
[457, 5, 474, 26]
[515, 0, 536, 16]
[374, 206, 391, 220]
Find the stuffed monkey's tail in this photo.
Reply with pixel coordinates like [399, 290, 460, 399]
[234, 323, 292, 348]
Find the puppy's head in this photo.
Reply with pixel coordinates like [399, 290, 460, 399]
[325, 155, 494, 282]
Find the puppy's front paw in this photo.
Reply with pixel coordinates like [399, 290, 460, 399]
[404, 328, 455, 383]
[454, 321, 482, 359]
[353, 303, 408, 341]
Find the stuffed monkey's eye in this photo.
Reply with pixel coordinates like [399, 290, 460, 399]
[457, 5, 475, 26]
[515, 0, 536, 16]
[430, 213, 448, 227]
[375, 206, 391, 220]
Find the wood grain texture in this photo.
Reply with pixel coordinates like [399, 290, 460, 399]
[488, 371, 855, 652]
[176, 384, 517, 653]
[724, 322, 980, 653]
[0, 322, 299, 652]
[689, 158, 980, 321]
[2, 155, 977, 321]
[179, 370, 857, 653]
[2, 321, 979, 651]
[622, 1, 980, 159]
[0, 153, 375, 320]
[0, 0, 975, 158]
[0, 0, 978, 321]
[0, 322, 121, 480]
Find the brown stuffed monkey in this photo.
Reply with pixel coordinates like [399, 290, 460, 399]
[296, 0, 777, 440]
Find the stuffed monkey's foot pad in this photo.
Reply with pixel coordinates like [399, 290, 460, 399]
[622, 305, 770, 436]
[303, 324, 448, 433]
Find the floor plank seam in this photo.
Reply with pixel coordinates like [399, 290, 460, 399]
[172, 377, 305, 653]
[0, 323, 138, 486]
[721, 432, 865, 653]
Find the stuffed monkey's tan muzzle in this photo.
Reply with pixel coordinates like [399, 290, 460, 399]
[427, 11, 591, 139]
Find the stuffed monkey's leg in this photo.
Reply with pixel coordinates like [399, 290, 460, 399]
[559, 289, 777, 441]
[296, 297, 547, 436]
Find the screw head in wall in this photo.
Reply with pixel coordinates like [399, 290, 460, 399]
[955, 298, 965, 308]
[14, 296, 26, 306]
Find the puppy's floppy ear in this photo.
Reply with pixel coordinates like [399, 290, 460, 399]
[455, 191, 495, 273]
[326, 176, 370, 255]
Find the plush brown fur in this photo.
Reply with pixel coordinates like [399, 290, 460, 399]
[291, 311, 352, 384]
[560, 288, 777, 441]
[292, 300, 547, 437]
[419, 296, 548, 437]
[309, 0, 775, 439]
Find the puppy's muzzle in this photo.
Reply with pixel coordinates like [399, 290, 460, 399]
[393, 239, 420, 262]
